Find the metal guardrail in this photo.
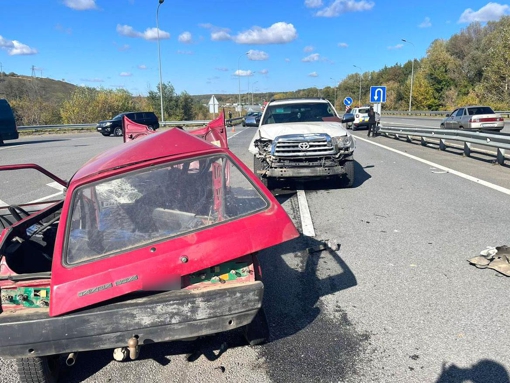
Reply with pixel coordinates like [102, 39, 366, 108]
[378, 126, 510, 165]
[382, 110, 510, 118]
[18, 119, 248, 131]
[18, 123, 95, 131]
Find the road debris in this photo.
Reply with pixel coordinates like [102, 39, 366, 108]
[468, 246, 510, 276]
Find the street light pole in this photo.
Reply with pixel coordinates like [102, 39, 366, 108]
[251, 81, 258, 105]
[156, 0, 165, 122]
[330, 77, 338, 108]
[237, 52, 248, 117]
[402, 39, 415, 113]
[353, 65, 362, 107]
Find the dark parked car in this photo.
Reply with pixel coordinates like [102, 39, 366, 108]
[243, 112, 262, 127]
[96, 112, 159, 137]
[0, 99, 18, 145]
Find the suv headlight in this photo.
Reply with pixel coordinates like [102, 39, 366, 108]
[104, 122, 112, 126]
[332, 135, 354, 149]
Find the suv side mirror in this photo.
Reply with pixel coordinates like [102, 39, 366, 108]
[342, 113, 355, 123]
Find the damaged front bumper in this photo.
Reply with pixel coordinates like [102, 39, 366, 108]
[0, 281, 263, 358]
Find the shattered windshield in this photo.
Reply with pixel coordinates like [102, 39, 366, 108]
[65, 154, 268, 265]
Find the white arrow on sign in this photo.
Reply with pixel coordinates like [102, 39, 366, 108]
[374, 88, 383, 101]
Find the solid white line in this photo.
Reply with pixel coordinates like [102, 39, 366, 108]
[29, 191, 63, 203]
[47, 181, 66, 191]
[357, 136, 510, 196]
[0, 199, 8, 208]
[297, 189, 316, 237]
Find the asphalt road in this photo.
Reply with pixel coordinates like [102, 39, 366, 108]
[1, 119, 510, 383]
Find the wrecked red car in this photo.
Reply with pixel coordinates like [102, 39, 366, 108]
[0, 113, 299, 382]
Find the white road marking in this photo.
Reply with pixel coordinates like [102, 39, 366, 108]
[357, 136, 510, 196]
[47, 181, 66, 191]
[297, 189, 316, 237]
[0, 199, 8, 208]
[29, 191, 63, 204]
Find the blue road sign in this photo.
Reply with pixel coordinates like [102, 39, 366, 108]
[343, 97, 353, 106]
[370, 86, 387, 103]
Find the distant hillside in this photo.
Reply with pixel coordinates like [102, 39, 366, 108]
[0, 73, 78, 103]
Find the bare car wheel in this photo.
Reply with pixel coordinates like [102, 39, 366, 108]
[16, 356, 60, 383]
[113, 127, 123, 137]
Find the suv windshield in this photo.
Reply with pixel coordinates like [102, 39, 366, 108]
[261, 102, 337, 125]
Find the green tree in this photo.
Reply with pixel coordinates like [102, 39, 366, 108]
[478, 16, 510, 109]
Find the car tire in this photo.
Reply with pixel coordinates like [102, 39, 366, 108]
[113, 127, 123, 137]
[16, 356, 61, 383]
[440, 123, 445, 129]
[147, 125, 154, 131]
[341, 160, 355, 188]
[253, 156, 272, 189]
[243, 307, 270, 346]
[101, 133, 110, 137]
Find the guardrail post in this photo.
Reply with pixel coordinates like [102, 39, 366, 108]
[497, 148, 506, 165]
[439, 139, 446, 151]
[421, 137, 427, 146]
[406, 135, 412, 143]
[463, 142, 471, 157]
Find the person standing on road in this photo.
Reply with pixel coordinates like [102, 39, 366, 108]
[367, 106, 376, 137]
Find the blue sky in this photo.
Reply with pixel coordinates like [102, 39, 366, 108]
[1, 0, 509, 96]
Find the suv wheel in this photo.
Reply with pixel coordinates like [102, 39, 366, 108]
[341, 160, 355, 188]
[113, 127, 123, 137]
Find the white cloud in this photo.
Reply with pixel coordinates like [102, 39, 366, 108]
[234, 22, 298, 44]
[63, 0, 97, 10]
[211, 31, 232, 41]
[247, 49, 269, 61]
[120, 72, 132, 77]
[177, 50, 193, 55]
[117, 44, 130, 51]
[178, 32, 193, 43]
[215, 67, 229, 71]
[337, 42, 348, 48]
[302, 53, 320, 62]
[387, 44, 403, 50]
[138, 64, 147, 69]
[315, 0, 375, 17]
[308, 72, 318, 77]
[234, 69, 253, 77]
[458, 2, 510, 23]
[304, 45, 315, 52]
[419, 17, 432, 28]
[260, 69, 269, 75]
[116, 24, 170, 41]
[305, 0, 323, 8]
[285, 58, 291, 62]
[0, 36, 37, 55]
[200, 24, 232, 41]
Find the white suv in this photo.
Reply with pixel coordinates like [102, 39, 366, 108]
[349, 106, 380, 131]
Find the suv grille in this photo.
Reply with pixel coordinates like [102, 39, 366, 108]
[271, 134, 336, 157]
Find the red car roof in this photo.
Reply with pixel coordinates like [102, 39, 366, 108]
[72, 128, 217, 183]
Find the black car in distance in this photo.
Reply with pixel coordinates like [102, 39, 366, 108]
[96, 111, 159, 137]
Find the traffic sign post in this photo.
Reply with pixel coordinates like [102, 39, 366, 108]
[370, 86, 386, 103]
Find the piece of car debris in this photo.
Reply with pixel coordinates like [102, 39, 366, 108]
[468, 245, 510, 276]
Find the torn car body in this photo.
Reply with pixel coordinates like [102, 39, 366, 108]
[0, 113, 299, 372]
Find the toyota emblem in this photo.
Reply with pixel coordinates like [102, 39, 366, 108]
[298, 142, 310, 150]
